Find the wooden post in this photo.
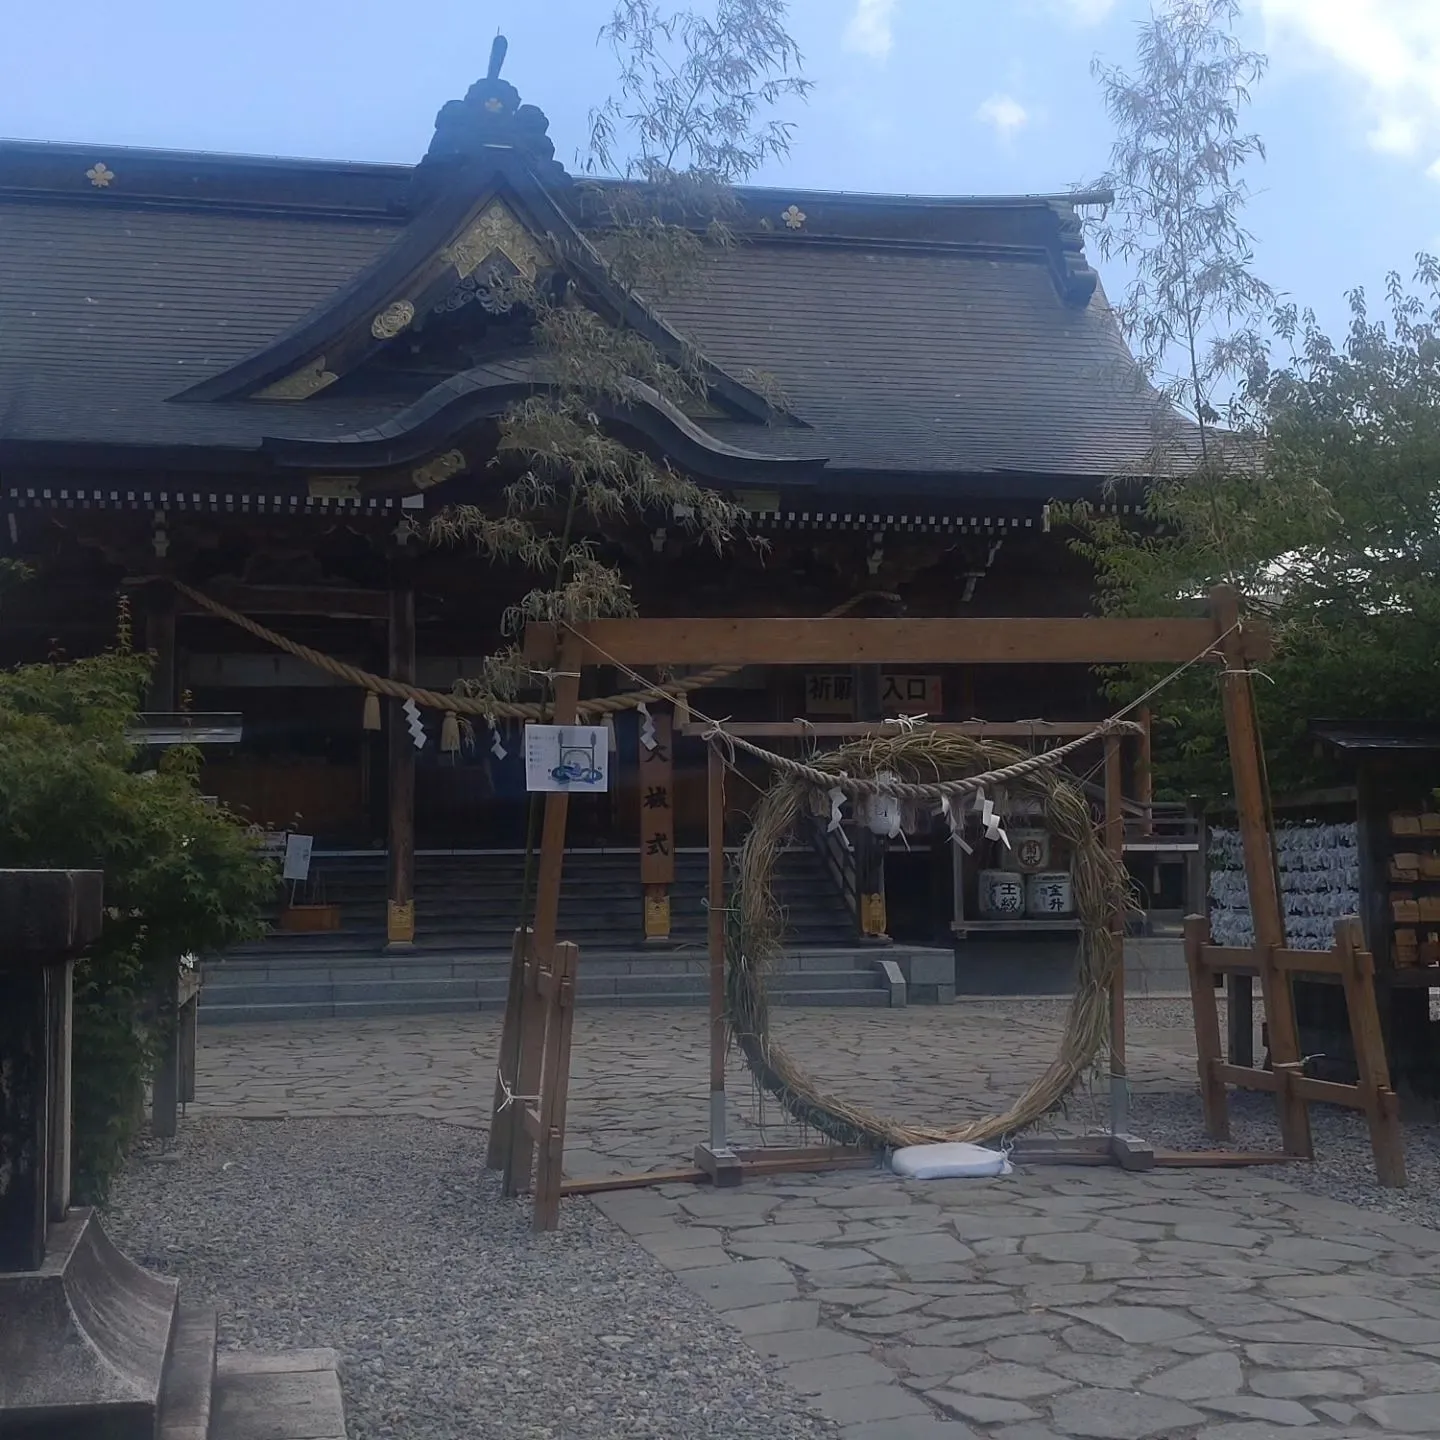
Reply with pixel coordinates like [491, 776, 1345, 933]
[503, 632, 583, 1197]
[487, 926, 531, 1171]
[0, 870, 103, 1272]
[854, 664, 888, 940]
[531, 941, 580, 1231]
[639, 709, 675, 942]
[387, 580, 416, 947]
[1211, 585, 1312, 1158]
[150, 971, 180, 1141]
[1335, 918, 1406, 1187]
[1137, 707, 1154, 835]
[1184, 915, 1230, 1138]
[1104, 733, 1128, 1135]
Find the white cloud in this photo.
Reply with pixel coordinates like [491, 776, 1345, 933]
[843, 0, 898, 60]
[976, 93, 1031, 140]
[1053, 0, 1118, 24]
[1257, 0, 1440, 174]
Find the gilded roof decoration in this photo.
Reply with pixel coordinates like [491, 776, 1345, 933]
[370, 299, 415, 340]
[411, 449, 468, 490]
[781, 204, 806, 230]
[254, 357, 338, 401]
[86, 162, 114, 188]
[441, 198, 549, 283]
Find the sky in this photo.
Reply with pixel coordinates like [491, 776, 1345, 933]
[2, 1, 1438, 344]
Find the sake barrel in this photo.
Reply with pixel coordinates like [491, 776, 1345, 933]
[1002, 828, 1050, 873]
[978, 869, 1026, 917]
[1026, 871, 1074, 918]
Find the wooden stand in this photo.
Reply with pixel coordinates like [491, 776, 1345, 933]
[495, 930, 581, 1232]
[1185, 914, 1405, 1186]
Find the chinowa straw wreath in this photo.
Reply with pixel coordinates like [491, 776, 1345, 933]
[724, 728, 1132, 1150]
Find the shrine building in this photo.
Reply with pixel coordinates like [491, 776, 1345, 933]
[0, 52, 1190, 977]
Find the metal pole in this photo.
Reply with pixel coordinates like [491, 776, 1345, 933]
[1104, 734, 1129, 1137]
[707, 743, 727, 1151]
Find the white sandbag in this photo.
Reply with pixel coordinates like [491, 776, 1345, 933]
[891, 1142, 1012, 1180]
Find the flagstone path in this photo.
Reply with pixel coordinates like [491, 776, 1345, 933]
[186, 1000, 1440, 1438]
[591, 1166, 1440, 1438]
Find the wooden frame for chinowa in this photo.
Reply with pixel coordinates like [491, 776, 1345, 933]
[488, 587, 1315, 1231]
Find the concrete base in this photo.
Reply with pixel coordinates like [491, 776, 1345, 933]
[211, 1351, 346, 1440]
[1009, 1132, 1156, 1172]
[0, 1208, 177, 1438]
[693, 1143, 744, 1188]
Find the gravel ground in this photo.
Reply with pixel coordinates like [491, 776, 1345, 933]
[969, 993, 1440, 1231]
[102, 1118, 838, 1440]
[1134, 1084, 1440, 1230]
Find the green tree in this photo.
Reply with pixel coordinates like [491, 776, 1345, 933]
[0, 648, 273, 1198]
[432, 1, 810, 700]
[1076, 264, 1440, 802]
[1090, 0, 1271, 456]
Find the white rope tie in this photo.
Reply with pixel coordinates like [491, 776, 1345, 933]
[495, 1071, 542, 1113]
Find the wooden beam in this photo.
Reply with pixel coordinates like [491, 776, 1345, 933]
[681, 721, 1117, 739]
[175, 584, 389, 619]
[527, 615, 1263, 669]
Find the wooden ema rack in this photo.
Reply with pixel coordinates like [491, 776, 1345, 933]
[1185, 914, 1406, 1187]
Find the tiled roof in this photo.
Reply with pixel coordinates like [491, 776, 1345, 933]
[0, 142, 1178, 483]
[0, 200, 403, 451]
[654, 242, 1169, 476]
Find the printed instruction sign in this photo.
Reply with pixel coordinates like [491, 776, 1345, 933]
[524, 724, 610, 793]
[282, 833, 314, 882]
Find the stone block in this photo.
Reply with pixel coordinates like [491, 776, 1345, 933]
[211, 1350, 346, 1440]
[0, 1210, 177, 1439]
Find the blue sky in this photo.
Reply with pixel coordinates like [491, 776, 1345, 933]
[2, 1, 1438, 342]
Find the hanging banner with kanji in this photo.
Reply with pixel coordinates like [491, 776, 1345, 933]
[638, 709, 675, 885]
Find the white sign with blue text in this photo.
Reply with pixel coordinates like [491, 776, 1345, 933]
[523, 724, 610, 794]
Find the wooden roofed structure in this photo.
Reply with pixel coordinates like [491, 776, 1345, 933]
[0, 45, 1194, 955]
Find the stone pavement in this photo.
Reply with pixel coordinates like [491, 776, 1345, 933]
[184, 999, 1440, 1438]
[593, 1167, 1440, 1439]
[190, 999, 1203, 1176]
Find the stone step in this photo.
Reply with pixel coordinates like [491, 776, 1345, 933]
[204, 947, 881, 980]
[209, 1350, 346, 1440]
[202, 964, 882, 1013]
[158, 1303, 217, 1440]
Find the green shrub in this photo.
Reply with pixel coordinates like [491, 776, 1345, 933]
[0, 650, 274, 1198]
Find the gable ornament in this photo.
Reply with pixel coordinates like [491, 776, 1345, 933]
[371, 299, 416, 340]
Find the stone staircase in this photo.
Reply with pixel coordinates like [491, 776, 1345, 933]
[201, 847, 894, 1021]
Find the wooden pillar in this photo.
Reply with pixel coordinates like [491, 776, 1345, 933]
[387, 580, 416, 947]
[1137, 708, 1154, 834]
[1211, 585, 1313, 1157]
[854, 664, 888, 940]
[143, 586, 177, 712]
[639, 710, 675, 942]
[1104, 734, 1128, 1135]
[503, 632, 583, 1197]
